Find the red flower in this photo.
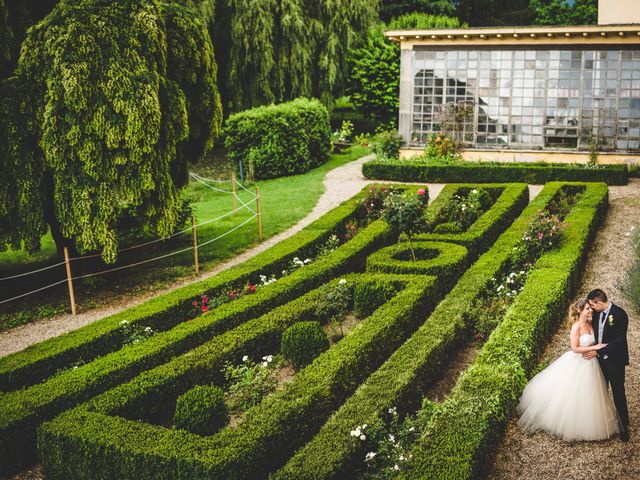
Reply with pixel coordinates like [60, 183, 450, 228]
[538, 232, 543, 240]
[417, 188, 426, 196]
[245, 283, 257, 294]
[201, 305, 209, 312]
[192, 300, 198, 307]
[201, 295, 209, 305]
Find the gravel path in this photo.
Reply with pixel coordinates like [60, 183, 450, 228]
[1, 154, 447, 357]
[488, 179, 640, 480]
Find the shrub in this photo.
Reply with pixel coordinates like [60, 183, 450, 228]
[375, 131, 402, 161]
[382, 192, 427, 261]
[223, 98, 331, 180]
[174, 385, 228, 436]
[363, 158, 629, 185]
[433, 222, 460, 234]
[281, 321, 330, 369]
[424, 133, 460, 161]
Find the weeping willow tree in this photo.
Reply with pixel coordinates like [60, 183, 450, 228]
[0, 0, 222, 263]
[214, 0, 379, 111]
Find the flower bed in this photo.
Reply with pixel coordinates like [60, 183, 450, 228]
[363, 158, 628, 185]
[399, 182, 608, 480]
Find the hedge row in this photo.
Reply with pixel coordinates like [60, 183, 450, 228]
[273, 182, 574, 480]
[400, 182, 608, 480]
[0, 184, 373, 394]
[416, 183, 529, 254]
[366, 241, 469, 292]
[0, 194, 397, 476]
[363, 159, 628, 185]
[223, 97, 331, 180]
[38, 273, 440, 479]
[35, 182, 532, 478]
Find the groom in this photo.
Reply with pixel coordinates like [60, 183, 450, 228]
[583, 288, 630, 442]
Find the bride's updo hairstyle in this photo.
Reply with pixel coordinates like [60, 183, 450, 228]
[568, 298, 589, 327]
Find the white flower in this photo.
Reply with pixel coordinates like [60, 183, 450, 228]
[339, 279, 347, 285]
[394, 464, 400, 471]
[120, 320, 129, 325]
[242, 355, 249, 362]
[360, 434, 366, 441]
[399, 454, 405, 461]
[267, 355, 273, 363]
[388, 434, 395, 443]
[73, 366, 79, 370]
[261, 361, 268, 367]
[388, 407, 398, 415]
[282, 270, 287, 275]
[365, 452, 377, 462]
[408, 426, 415, 432]
[472, 189, 478, 194]
[304, 258, 312, 264]
[144, 327, 153, 333]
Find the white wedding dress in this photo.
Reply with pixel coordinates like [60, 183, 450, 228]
[516, 333, 620, 441]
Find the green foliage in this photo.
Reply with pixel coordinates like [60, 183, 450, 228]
[424, 133, 460, 161]
[174, 384, 228, 435]
[347, 14, 461, 124]
[379, 0, 455, 22]
[363, 158, 629, 185]
[0, 186, 397, 475]
[433, 188, 492, 233]
[623, 229, 640, 314]
[353, 279, 400, 318]
[223, 355, 281, 413]
[223, 98, 331, 179]
[0, 0, 222, 262]
[531, 0, 597, 25]
[400, 183, 608, 480]
[281, 321, 330, 369]
[456, 0, 535, 26]
[382, 192, 427, 261]
[219, 0, 378, 110]
[362, 185, 400, 221]
[375, 131, 403, 161]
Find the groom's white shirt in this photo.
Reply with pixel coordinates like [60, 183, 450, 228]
[598, 301, 612, 359]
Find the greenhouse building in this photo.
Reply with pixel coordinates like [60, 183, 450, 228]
[386, 0, 640, 163]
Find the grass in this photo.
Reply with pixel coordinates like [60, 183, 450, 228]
[0, 145, 371, 331]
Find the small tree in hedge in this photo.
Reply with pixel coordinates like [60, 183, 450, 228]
[382, 191, 427, 262]
[281, 321, 330, 370]
[174, 385, 228, 435]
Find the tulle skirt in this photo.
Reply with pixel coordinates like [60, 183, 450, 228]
[517, 351, 620, 441]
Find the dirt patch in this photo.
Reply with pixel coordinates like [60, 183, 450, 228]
[488, 179, 640, 480]
[423, 341, 480, 403]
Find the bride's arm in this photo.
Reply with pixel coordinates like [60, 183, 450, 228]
[570, 325, 604, 353]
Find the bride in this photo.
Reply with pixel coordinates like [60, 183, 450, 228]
[516, 298, 620, 441]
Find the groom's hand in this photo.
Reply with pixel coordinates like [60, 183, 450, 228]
[583, 351, 598, 359]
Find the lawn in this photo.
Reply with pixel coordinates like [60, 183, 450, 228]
[0, 145, 371, 330]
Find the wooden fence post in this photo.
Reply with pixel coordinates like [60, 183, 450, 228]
[63, 247, 77, 317]
[192, 215, 199, 275]
[256, 186, 263, 241]
[232, 173, 237, 214]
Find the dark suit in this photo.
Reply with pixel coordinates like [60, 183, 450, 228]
[592, 302, 630, 429]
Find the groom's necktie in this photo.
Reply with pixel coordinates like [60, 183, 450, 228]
[598, 311, 605, 344]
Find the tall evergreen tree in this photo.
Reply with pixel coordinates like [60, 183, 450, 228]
[214, 0, 379, 111]
[0, 0, 223, 262]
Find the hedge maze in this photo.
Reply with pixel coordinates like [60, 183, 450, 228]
[0, 181, 607, 479]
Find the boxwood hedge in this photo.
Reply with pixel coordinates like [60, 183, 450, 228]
[0, 186, 396, 476]
[399, 182, 608, 480]
[274, 182, 582, 480]
[363, 159, 628, 185]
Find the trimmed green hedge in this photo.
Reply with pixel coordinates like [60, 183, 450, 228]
[366, 241, 468, 291]
[0, 188, 395, 476]
[273, 182, 573, 480]
[0, 185, 371, 394]
[415, 183, 529, 254]
[400, 182, 608, 480]
[223, 98, 331, 180]
[363, 159, 628, 185]
[174, 385, 228, 436]
[38, 273, 441, 479]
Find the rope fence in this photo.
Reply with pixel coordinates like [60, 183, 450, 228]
[0, 173, 263, 311]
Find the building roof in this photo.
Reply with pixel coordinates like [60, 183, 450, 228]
[385, 24, 640, 47]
